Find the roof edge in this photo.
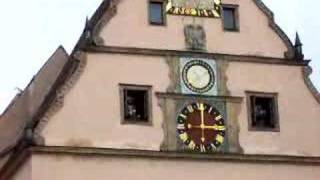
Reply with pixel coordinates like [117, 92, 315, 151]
[253, 0, 295, 59]
[303, 66, 320, 104]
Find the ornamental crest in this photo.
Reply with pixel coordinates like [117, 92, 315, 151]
[184, 24, 206, 50]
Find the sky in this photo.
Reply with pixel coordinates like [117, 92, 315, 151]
[0, 0, 319, 113]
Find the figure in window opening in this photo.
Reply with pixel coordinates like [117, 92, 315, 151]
[126, 96, 141, 120]
[254, 104, 272, 127]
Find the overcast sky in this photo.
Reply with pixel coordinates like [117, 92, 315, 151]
[0, 0, 319, 113]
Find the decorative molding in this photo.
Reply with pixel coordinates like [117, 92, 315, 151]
[302, 66, 320, 104]
[253, 0, 295, 59]
[155, 92, 243, 103]
[85, 45, 309, 66]
[91, 0, 121, 45]
[32, 146, 320, 165]
[33, 51, 88, 142]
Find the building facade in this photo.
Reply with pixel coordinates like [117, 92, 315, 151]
[1, 0, 320, 179]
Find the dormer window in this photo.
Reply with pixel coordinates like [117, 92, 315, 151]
[149, 1, 165, 25]
[222, 5, 239, 31]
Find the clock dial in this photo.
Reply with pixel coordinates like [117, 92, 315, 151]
[182, 60, 215, 93]
[177, 102, 226, 152]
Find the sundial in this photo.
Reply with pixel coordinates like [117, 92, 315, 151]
[166, 0, 222, 18]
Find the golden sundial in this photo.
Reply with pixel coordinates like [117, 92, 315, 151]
[166, 0, 222, 18]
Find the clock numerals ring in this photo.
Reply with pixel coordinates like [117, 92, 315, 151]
[182, 60, 215, 93]
[177, 102, 226, 152]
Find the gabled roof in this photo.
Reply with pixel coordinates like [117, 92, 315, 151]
[0, 0, 319, 178]
[0, 46, 69, 159]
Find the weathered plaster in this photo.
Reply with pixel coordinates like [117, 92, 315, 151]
[165, 56, 181, 93]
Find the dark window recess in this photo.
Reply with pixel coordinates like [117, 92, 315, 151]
[124, 89, 149, 122]
[149, 2, 164, 25]
[250, 96, 276, 129]
[223, 7, 237, 30]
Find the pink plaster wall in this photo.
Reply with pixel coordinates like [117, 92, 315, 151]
[100, 0, 288, 58]
[31, 154, 320, 180]
[41, 53, 320, 156]
[42, 53, 170, 151]
[227, 62, 320, 156]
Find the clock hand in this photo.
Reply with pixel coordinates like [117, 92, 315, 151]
[199, 103, 205, 143]
[188, 124, 226, 131]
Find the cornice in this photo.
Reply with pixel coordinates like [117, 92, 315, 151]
[155, 92, 243, 103]
[253, 0, 295, 59]
[91, 0, 121, 45]
[85, 45, 309, 66]
[32, 146, 320, 165]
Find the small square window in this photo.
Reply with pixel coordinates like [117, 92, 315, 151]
[149, 1, 164, 25]
[222, 6, 238, 31]
[120, 84, 152, 124]
[246, 92, 279, 131]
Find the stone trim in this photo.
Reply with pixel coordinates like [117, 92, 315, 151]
[303, 66, 320, 104]
[33, 51, 88, 141]
[32, 146, 320, 165]
[91, 0, 121, 45]
[253, 0, 295, 59]
[85, 45, 309, 66]
[155, 92, 243, 103]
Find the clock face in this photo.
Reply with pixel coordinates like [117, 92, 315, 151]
[182, 60, 215, 93]
[177, 102, 226, 152]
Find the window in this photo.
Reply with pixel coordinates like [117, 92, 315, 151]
[149, 1, 165, 25]
[222, 5, 239, 31]
[246, 92, 279, 131]
[120, 84, 152, 124]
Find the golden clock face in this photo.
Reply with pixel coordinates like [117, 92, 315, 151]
[182, 60, 215, 93]
[177, 102, 226, 152]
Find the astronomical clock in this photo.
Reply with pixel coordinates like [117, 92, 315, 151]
[174, 57, 228, 152]
[157, 0, 242, 154]
[180, 58, 217, 95]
